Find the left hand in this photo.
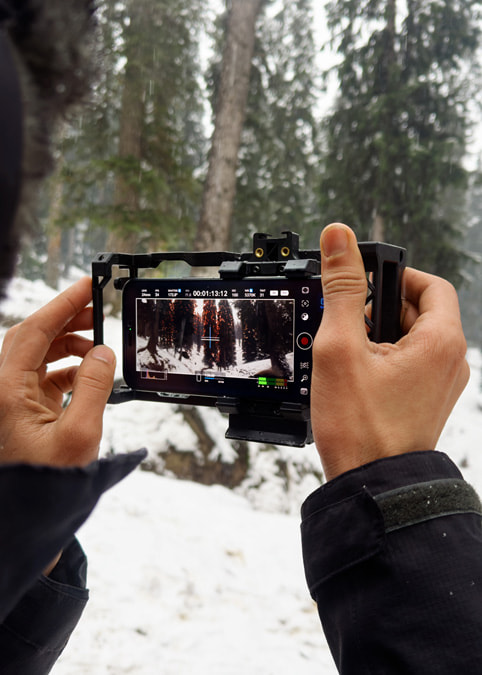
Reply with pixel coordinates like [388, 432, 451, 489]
[0, 277, 116, 467]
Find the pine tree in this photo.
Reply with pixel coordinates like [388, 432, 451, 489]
[194, 310, 203, 353]
[172, 299, 196, 359]
[143, 299, 161, 359]
[458, 167, 482, 348]
[158, 300, 175, 350]
[136, 299, 152, 340]
[236, 300, 259, 362]
[193, 0, 264, 264]
[320, 0, 482, 283]
[256, 300, 293, 377]
[216, 300, 236, 370]
[202, 299, 218, 368]
[231, 0, 321, 249]
[57, 0, 206, 258]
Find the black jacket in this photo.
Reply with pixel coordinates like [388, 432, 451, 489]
[301, 450, 482, 674]
[0, 450, 146, 674]
[3, 448, 480, 673]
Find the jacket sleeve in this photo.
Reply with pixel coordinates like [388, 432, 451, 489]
[0, 449, 146, 623]
[301, 450, 482, 675]
[0, 538, 88, 674]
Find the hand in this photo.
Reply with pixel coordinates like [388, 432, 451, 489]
[311, 223, 470, 482]
[0, 277, 116, 467]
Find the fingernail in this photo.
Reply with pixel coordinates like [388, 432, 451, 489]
[321, 225, 349, 258]
[92, 345, 115, 365]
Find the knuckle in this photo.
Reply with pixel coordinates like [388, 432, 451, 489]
[21, 320, 57, 355]
[447, 329, 468, 367]
[4, 322, 20, 339]
[322, 268, 368, 298]
[76, 369, 111, 394]
[312, 326, 363, 367]
[427, 323, 467, 376]
[437, 276, 458, 297]
[441, 316, 467, 362]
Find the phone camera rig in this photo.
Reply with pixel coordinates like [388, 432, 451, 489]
[92, 231, 406, 448]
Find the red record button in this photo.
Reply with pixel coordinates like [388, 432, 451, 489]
[297, 332, 313, 350]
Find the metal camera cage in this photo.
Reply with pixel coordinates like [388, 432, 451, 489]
[92, 231, 406, 447]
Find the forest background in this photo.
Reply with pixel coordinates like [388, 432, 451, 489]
[18, 0, 482, 348]
[11, 0, 482, 488]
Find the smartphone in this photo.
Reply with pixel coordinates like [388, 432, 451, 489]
[122, 277, 322, 405]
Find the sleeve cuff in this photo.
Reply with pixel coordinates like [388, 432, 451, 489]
[301, 450, 464, 519]
[300, 451, 476, 595]
[0, 539, 90, 673]
[45, 537, 88, 597]
[0, 449, 147, 621]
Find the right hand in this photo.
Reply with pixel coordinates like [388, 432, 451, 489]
[310, 223, 469, 482]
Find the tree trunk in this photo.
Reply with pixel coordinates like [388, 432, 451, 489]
[372, 0, 395, 245]
[45, 136, 66, 290]
[45, 208, 63, 289]
[104, 0, 146, 312]
[193, 0, 263, 273]
[372, 211, 385, 241]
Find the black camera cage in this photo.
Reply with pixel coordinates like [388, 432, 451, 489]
[92, 231, 406, 447]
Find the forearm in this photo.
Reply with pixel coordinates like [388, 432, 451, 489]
[0, 450, 146, 622]
[43, 552, 62, 578]
[301, 451, 482, 674]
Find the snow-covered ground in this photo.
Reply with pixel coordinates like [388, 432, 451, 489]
[1, 274, 481, 674]
[136, 333, 295, 381]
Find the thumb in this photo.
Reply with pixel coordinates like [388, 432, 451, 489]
[320, 223, 368, 339]
[60, 345, 116, 460]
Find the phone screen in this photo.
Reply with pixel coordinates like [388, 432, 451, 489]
[122, 277, 322, 403]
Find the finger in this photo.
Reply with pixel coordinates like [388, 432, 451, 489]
[1, 308, 94, 369]
[399, 268, 468, 393]
[0, 325, 18, 364]
[45, 365, 80, 396]
[64, 307, 94, 334]
[1, 307, 93, 361]
[44, 334, 93, 365]
[318, 223, 368, 342]
[400, 298, 419, 335]
[2, 277, 93, 373]
[58, 345, 116, 458]
[402, 268, 467, 368]
[402, 268, 462, 328]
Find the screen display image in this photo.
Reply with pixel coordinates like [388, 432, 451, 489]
[122, 278, 322, 403]
[136, 297, 294, 383]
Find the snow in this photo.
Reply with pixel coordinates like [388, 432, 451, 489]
[137, 336, 294, 381]
[1, 274, 481, 674]
[55, 474, 334, 674]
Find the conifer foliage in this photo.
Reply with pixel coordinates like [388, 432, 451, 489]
[58, 0, 206, 255]
[201, 300, 218, 369]
[172, 300, 196, 360]
[236, 300, 260, 363]
[236, 300, 293, 378]
[321, 0, 482, 282]
[232, 0, 320, 249]
[217, 300, 237, 370]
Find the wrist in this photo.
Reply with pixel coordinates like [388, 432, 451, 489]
[43, 551, 62, 577]
[303, 450, 461, 513]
